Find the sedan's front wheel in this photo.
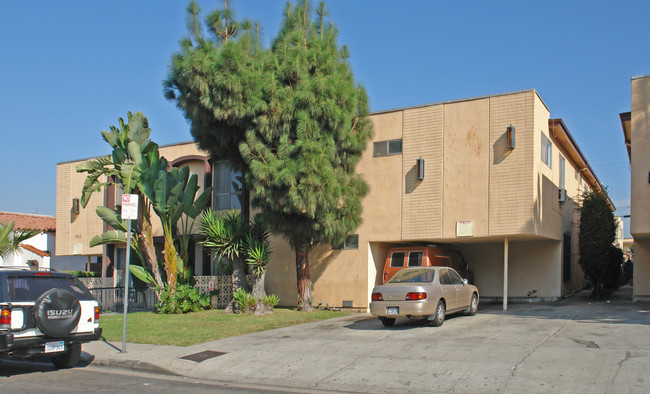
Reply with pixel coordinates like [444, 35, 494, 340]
[428, 300, 445, 327]
[465, 294, 478, 316]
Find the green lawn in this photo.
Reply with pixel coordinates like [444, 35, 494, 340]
[99, 308, 351, 346]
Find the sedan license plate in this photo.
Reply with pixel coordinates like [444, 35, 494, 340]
[386, 307, 399, 315]
[45, 341, 65, 353]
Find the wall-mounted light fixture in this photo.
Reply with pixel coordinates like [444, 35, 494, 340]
[72, 198, 80, 214]
[416, 158, 425, 180]
[506, 125, 515, 150]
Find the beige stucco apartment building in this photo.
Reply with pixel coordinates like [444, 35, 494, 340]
[56, 142, 212, 286]
[56, 89, 609, 308]
[620, 74, 650, 301]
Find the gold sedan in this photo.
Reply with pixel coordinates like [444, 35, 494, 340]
[370, 266, 479, 327]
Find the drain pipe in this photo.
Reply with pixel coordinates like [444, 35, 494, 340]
[503, 237, 509, 311]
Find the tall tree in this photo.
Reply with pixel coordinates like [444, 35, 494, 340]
[577, 190, 619, 299]
[240, 0, 373, 310]
[164, 0, 268, 220]
[164, 0, 268, 288]
[166, 1, 372, 310]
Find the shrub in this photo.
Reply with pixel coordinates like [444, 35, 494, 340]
[233, 288, 256, 313]
[262, 294, 280, 308]
[63, 270, 101, 278]
[157, 284, 210, 314]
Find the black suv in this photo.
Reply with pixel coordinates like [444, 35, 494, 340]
[0, 269, 102, 368]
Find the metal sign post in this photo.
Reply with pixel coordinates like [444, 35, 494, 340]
[121, 194, 138, 353]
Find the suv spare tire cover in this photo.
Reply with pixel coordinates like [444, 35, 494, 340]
[33, 289, 81, 337]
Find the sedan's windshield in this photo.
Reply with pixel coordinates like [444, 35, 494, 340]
[389, 269, 435, 284]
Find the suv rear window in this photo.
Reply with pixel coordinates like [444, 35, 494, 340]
[408, 251, 423, 267]
[8, 276, 93, 302]
[390, 252, 406, 268]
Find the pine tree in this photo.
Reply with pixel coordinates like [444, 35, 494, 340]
[577, 190, 619, 299]
[240, 0, 373, 310]
[165, 1, 372, 311]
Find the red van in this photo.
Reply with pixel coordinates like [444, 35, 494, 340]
[382, 246, 473, 284]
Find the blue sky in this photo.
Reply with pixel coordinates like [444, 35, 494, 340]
[1, 1, 645, 236]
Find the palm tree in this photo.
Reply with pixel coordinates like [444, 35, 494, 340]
[200, 209, 250, 312]
[0, 221, 40, 264]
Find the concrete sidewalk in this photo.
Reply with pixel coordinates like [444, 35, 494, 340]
[82, 285, 650, 393]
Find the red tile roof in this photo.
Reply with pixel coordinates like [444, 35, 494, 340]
[20, 244, 50, 257]
[0, 212, 56, 232]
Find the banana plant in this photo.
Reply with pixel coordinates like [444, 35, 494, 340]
[77, 112, 164, 291]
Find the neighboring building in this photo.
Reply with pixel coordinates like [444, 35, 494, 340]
[266, 89, 610, 309]
[56, 89, 610, 308]
[620, 74, 650, 301]
[615, 216, 625, 251]
[56, 142, 214, 286]
[0, 211, 88, 271]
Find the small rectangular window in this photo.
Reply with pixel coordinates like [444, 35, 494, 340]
[560, 155, 566, 189]
[214, 162, 242, 211]
[541, 133, 552, 168]
[331, 234, 359, 250]
[373, 139, 402, 157]
[408, 251, 423, 267]
[390, 252, 406, 267]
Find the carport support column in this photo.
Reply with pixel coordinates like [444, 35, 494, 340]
[503, 237, 509, 311]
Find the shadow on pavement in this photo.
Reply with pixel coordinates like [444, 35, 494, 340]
[478, 285, 650, 326]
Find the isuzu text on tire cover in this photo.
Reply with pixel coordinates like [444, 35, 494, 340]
[0, 269, 102, 368]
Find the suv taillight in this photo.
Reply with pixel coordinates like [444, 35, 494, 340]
[94, 306, 100, 322]
[383, 272, 387, 283]
[405, 292, 427, 300]
[0, 308, 11, 329]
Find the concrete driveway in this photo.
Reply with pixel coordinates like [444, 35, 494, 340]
[86, 285, 650, 393]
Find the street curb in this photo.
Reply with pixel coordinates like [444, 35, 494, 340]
[80, 352, 180, 377]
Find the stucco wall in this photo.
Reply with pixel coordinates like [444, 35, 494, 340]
[442, 99, 490, 238]
[488, 92, 535, 235]
[631, 76, 650, 237]
[633, 239, 650, 298]
[56, 160, 105, 257]
[463, 240, 562, 299]
[401, 105, 443, 239]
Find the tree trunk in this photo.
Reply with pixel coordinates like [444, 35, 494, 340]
[137, 212, 164, 294]
[162, 226, 179, 293]
[295, 243, 313, 311]
[251, 270, 267, 300]
[224, 257, 249, 313]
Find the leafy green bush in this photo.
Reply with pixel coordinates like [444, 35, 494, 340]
[157, 284, 210, 314]
[63, 270, 101, 278]
[233, 288, 255, 313]
[262, 294, 280, 308]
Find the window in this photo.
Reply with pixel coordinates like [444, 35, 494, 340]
[373, 139, 402, 157]
[448, 269, 464, 285]
[214, 162, 242, 211]
[407, 251, 423, 267]
[389, 252, 406, 268]
[560, 155, 566, 189]
[439, 270, 452, 285]
[541, 133, 552, 168]
[332, 234, 359, 250]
